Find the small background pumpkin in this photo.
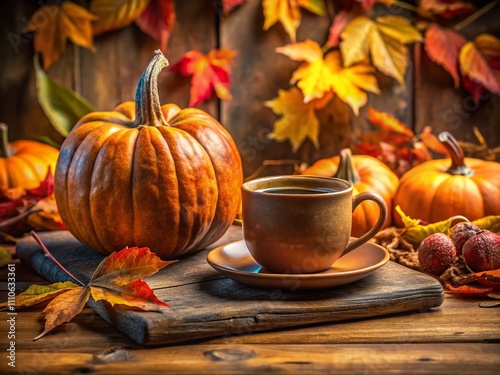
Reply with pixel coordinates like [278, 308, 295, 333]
[0, 123, 59, 190]
[301, 148, 399, 237]
[393, 132, 500, 226]
[54, 51, 243, 260]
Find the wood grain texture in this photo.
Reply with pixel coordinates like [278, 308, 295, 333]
[1, 343, 499, 375]
[15, 226, 444, 346]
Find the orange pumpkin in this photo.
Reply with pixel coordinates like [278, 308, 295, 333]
[0, 123, 59, 190]
[393, 132, 500, 226]
[301, 148, 399, 237]
[54, 50, 243, 259]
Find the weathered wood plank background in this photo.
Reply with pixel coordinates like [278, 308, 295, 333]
[0, 0, 499, 177]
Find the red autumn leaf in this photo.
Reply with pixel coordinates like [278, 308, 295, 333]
[459, 34, 500, 98]
[368, 107, 414, 138]
[445, 283, 494, 298]
[0, 170, 57, 234]
[32, 244, 174, 341]
[171, 49, 237, 106]
[359, 0, 395, 11]
[222, 0, 245, 14]
[135, 0, 175, 52]
[425, 24, 467, 88]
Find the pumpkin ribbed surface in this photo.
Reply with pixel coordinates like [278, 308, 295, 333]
[301, 148, 399, 237]
[393, 132, 500, 226]
[54, 51, 242, 259]
[0, 123, 59, 189]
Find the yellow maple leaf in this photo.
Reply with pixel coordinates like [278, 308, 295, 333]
[340, 15, 421, 84]
[90, 0, 151, 36]
[266, 87, 330, 152]
[277, 40, 380, 115]
[25, 2, 97, 69]
[263, 0, 326, 42]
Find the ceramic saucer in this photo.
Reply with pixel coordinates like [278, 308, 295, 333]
[207, 239, 390, 291]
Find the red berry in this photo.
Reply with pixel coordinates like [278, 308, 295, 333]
[462, 231, 500, 272]
[449, 222, 481, 256]
[418, 233, 457, 276]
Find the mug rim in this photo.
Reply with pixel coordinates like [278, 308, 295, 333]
[242, 175, 353, 196]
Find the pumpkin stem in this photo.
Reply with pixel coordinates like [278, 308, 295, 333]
[438, 132, 474, 177]
[134, 50, 169, 127]
[333, 148, 361, 184]
[0, 123, 10, 158]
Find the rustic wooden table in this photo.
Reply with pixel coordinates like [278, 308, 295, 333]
[1, 236, 499, 375]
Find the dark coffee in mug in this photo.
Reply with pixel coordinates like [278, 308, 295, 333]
[259, 187, 336, 195]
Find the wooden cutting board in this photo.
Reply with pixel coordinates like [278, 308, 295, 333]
[16, 226, 444, 345]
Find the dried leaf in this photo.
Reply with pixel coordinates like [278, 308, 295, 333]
[171, 49, 236, 106]
[459, 34, 500, 97]
[35, 57, 95, 138]
[425, 24, 467, 88]
[445, 284, 494, 298]
[472, 216, 500, 234]
[340, 15, 422, 84]
[25, 2, 96, 69]
[27, 194, 66, 231]
[88, 246, 174, 288]
[368, 108, 414, 138]
[0, 282, 79, 310]
[34, 287, 90, 341]
[91, 0, 151, 36]
[28, 245, 174, 340]
[265, 87, 323, 152]
[395, 205, 468, 244]
[0, 170, 58, 235]
[135, 0, 175, 52]
[262, 0, 326, 42]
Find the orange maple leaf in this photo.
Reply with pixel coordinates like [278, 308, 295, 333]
[277, 39, 380, 115]
[263, 0, 326, 42]
[459, 34, 500, 97]
[368, 107, 414, 138]
[25, 2, 97, 69]
[21, 244, 175, 341]
[171, 49, 237, 106]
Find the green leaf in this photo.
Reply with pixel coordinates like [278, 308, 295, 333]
[35, 56, 94, 137]
[472, 215, 500, 234]
[395, 205, 468, 244]
[0, 281, 80, 310]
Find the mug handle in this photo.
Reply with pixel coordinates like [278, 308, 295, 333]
[343, 192, 388, 255]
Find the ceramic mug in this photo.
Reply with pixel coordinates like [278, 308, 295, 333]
[241, 175, 388, 274]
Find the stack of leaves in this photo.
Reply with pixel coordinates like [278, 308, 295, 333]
[373, 207, 500, 302]
[0, 170, 64, 238]
[352, 108, 437, 176]
[0, 237, 175, 341]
